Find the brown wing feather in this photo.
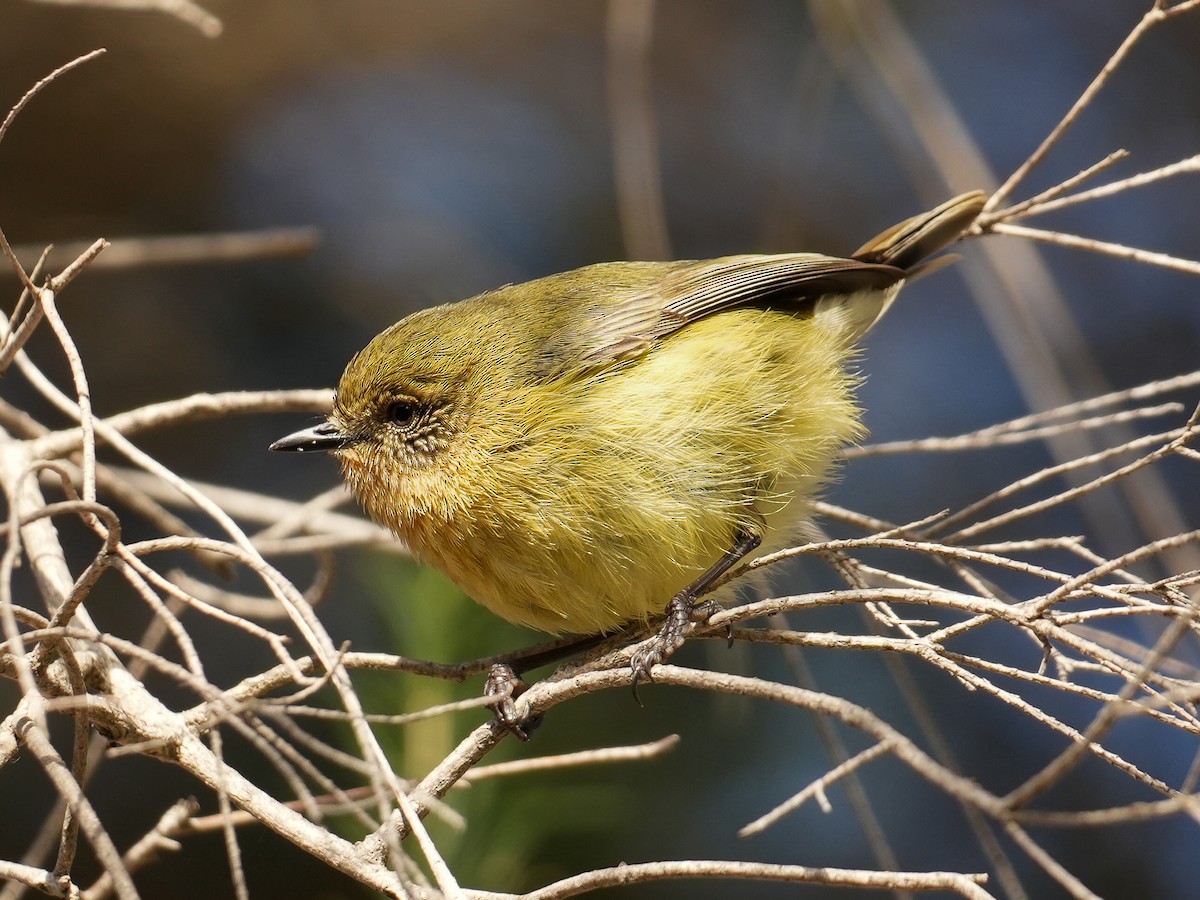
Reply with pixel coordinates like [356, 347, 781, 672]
[560, 191, 985, 374]
[574, 254, 903, 368]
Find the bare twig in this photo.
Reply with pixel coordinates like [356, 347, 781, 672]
[17, 716, 137, 900]
[0, 50, 107, 295]
[489, 859, 992, 900]
[463, 735, 681, 782]
[987, 0, 1200, 210]
[10, 228, 318, 273]
[3, 5, 1200, 899]
[606, 0, 672, 260]
[988, 221, 1200, 276]
[26, 0, 222, 37]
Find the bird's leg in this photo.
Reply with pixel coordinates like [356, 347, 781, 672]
[487, 522, 761, 731]
[485, 662, 539, 741]
[630, 526, 762, 693]
[485, 631, 617, 740]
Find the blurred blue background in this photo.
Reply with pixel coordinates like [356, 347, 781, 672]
[1, 1, 1198, 897]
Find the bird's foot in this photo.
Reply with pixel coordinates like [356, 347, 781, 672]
[484, 662, 542, 741]
[629, 595, 723, 700]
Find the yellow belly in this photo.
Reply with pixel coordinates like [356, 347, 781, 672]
[400, 307, 864, 634]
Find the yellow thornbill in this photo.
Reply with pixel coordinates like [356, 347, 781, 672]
[272, 191, 984, 711]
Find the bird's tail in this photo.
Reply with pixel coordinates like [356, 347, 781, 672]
[813, 190, 985, 342]
[852, 190, 986, 278]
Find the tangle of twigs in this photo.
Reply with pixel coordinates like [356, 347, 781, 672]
[3, 3, 1200, 899]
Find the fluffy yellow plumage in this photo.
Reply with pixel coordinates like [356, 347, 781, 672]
[272, 191, 984, 677]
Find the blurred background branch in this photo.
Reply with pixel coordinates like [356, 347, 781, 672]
[1, 2, 1199, 899]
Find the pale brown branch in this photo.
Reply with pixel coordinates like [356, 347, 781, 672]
[994, 154, 1200, 223]
[11, 229, 318, 273]
[26, 0, 222, 37]
[845, 402, 1182, 458]
[977, 149, 1129, 226]
[606, 0, 672, 261]
[1000, 821, 1100, 900]
[0, 860, 76, 899]
[0, 50, 106, 295]
[485, 859, 992, 900]
[30, 389, 332, 460]
[17, 717, 138, 900]
[83, 799, 196, 900]
[739, 741, 893, 836]
[0, 247, 53, 375]
[463, 735, 681, 783]
[989, 221, 1200, 275]
[1003, 614, 1195, 810]
[986, 0, 1199, 210]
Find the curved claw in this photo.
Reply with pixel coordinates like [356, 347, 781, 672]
[485, 662, 541, 741]
[625, 527, 758, 702]
[629, 645, 664, 705]
[627, 593, 695, 700]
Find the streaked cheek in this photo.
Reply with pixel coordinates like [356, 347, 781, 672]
[336, 445, 384, 497]
[333, 446, 364, 484]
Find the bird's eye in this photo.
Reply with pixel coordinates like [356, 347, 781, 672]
[385, 400, 417, 426]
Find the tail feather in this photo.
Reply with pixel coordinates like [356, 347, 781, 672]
[852, 190, 986, 273]
[816, 190, 985, 341]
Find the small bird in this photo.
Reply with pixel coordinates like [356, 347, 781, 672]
[272, 191, 984, 696]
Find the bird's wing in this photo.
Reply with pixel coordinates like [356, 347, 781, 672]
[568, 254, 904, 370]
[536, 191, 985, 378]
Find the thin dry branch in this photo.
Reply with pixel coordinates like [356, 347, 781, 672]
[0, 50, 107, 297]
[739, 741, 893, 836]
[987, 0, 1200, 210]
[25, 0, 222, 37]
[473, 860, 992, 900]
[606, 0, 672, 261]
[10, 228, 318, 273]
[988, 153, 1200, 224]
[3, 5, 1200, 899]
[988, 221, 1200, 276]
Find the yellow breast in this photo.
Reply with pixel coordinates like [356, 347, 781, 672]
[369, 306, 864, 634]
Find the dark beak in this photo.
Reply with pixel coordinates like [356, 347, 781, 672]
[269, 421, 355, 453]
